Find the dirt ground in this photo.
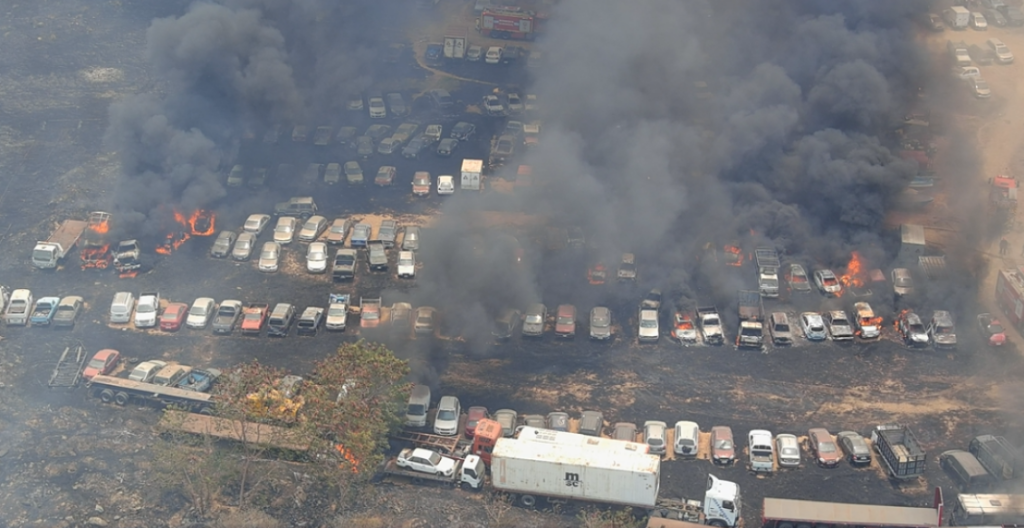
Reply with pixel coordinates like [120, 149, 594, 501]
[0, 1, 1023, 527]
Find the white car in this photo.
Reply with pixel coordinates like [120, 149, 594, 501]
[325, 297, 348, 331]
[186, 297, 215, 329]
[813, 269, 842, 296]
[129, 360, 167, 383]
[306, 242, 328, 273]
[395, 447, 457, 476]
[134, 292, 159, 328]
[397, 250, 416, 278]
[971, 11, 988, 30]
[466, 45, 482, 61]
[485, 46, 502, 64]
[273, 216, 298, 244]
[437, 175, 455, 195]
[433, 396, 461, 436]
[243, 213, 271, 235]
[953, 66, 981, 80]
[775, 434, 801, 467]
[988, 38, 1014, 64]
[800, 312, 828, 341]
[638, 308, 659, 342]
[483, 95, 505, 116]
[368, 94, 386, 119]
[258, 241, 281, 273]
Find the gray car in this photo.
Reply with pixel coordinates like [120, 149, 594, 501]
[402, 226, 420, 251]
[356, 136, 374, 158]
[350, 224, 371, 248]
[376, 220, 398, 248]
[492, 308, 521, 340]
[825, 311, 855, 341]
[612, 422, 637, 442]
[451, 121, 476, 141]
[493, 408, 517, 438]
[436, 138, 459, 157]
[589, 306, 612, 340]
[52, 296, 84, 327]
[579, 410, 604, 437]
[522, 303, 547, 337]
[837, 431, 872, 465]
[546, 412, 569, 432]
[231, 232, 257, 261]
[258, 241, 281, 273]
[386, 92, 406, 116]
[210, 230, 237, 258]
[402, 136, 428, 159]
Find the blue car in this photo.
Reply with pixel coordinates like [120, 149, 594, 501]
[30, 296, 60, 326]
[350, 223, 371, 248]
[425, 43, 443, 66]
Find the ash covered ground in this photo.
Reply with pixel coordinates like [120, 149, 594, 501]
[0, 0, 1022, 527]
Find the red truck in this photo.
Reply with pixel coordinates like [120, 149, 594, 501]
[995, 267, 1024, 331]
[240, 303, 270, 334]
[477, 8, 543, 40]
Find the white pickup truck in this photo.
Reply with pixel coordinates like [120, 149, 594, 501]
[748, 429, 774, 473]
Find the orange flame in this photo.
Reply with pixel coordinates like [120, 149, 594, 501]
[119, 270, 139, 279]
[81, 214, 113, 269]
[588, 263, 606, 285]
[155, 209, 217, 255]
[840, 252, 865, 289]
[854, 316, 883, 336]
[334, 444, 360, 473]
[724, 245, 744, 267]
[894, 309, 910, 330]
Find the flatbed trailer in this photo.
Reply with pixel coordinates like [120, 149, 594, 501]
[158, 410, 311, 452]
[48, 344, 87, 387]
[90, 374, 213, 412]
[762, 489, 943, 528]
[392, 430, 461, 455]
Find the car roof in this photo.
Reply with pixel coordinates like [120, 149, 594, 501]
[438, 395, 459, 408]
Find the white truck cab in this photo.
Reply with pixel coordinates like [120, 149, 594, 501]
[704, 474, 742, 527]
[458, 454, 485, 490]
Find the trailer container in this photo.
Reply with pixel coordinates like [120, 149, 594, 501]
[968, 434, 1023, 480]
[872, 424, 928, 479]
[761, 489, 943, 528]
[949, 493, 1024, 526]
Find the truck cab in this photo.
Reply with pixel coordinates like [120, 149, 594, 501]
[703, 475, 742, 527]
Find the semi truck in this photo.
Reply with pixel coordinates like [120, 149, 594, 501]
[761, 488, 943, 528]
[754, 248, 780, 298]
[697, 306, 724, 345]
[736, 290, 764, 349]
[32, 218, 89, 269]
[968, 434, 1023, 480]
[382, 450, 486, 489]
[872, 423, 927, 479]
[89, 374, 213, 412]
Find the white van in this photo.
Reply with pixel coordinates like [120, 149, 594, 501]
[405, 384, 431, 428]
[110, 291, 135, 324]
[4, 289, 33, 326]
[673, 421, 700, 457]
[945, 6, 970, 29]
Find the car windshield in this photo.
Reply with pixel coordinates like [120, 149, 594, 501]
[557, 315, 573, 325]
[782, 447, 798, 456]
[990, 322, 1004, 333]
[833, 318, 849, 326]
[775, 323, 789, 332]
[400, 257, 413, 265]
[330, 224, 345, 234]
[244, 312, 260, 321]
[416, 316, 430, 325]
[823, 277, 838, 286]
[310, 250, 325, 259]
[640, 319, 657, 328]
[438, 409, 456, 421]
[87, 358, 107, 369]
[910, 323, 926, 333]
[715, 439, 733, 449]
[593, 314, 609, 326]
[648, 438, 663, 446]
[525, 314, 542, 324]
[275, 224, 292, 233]
[192, 306, 207, 316]
[328, 307, 346, 317]
[976, 80, 990, 89]
[261, 250, 276, 259]
[819, 442, 837, 453]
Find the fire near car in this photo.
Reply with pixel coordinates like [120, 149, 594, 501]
[814, 269, 842, 296]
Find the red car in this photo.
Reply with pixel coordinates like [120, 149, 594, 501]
[554, 304, 576, 338]
[465, 406, 489, 437]
[809, 428, 842, 467]
[82, 349, 120, 380]
[977, 313, 1006, 346]
[160, 302, 188, 331]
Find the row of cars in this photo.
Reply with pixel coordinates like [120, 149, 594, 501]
[410, 389, 873, 471]
[0, 287, 84, 328]
[948, 37, 1014, 100]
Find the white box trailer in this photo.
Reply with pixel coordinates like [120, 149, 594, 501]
[491, 426, 660, 508]
[461, 159, 483, 191]
[444, 26, 467, 59]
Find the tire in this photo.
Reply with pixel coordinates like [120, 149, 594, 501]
[709, 521, 728, 528]
[99, 389, 115, 403]
[114, 392, 130, 406]
[520, 494, 536, 508]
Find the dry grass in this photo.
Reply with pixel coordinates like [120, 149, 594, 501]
[215, 509, 282, 528]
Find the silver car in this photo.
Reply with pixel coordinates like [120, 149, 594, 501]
[892, 268, 914, 298]
[402, 226, 420, 251]
[243, 213, 271, 235]
[258, 241, 281, 272]
[589, 306, 612, 340]
[306, 242, 328, 273]
[775, 433, 801, 467]
[231, 232, 256, 261]
[210, 230, 237, 258]
[494, 408, 517, 438]
[800, 312, 828, 341]
[376, 220, 398, 248]
[273, 217, 298, 244]
[643, 420, 668, 455]
[297, 215, 327, 242]
[522, 303, 546, 337]
[825, 311, 855, 341]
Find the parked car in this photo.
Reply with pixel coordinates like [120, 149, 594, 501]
[232, 232, 256, 261]
[483, 95, 505, 116]
[437, 175, 455, 195]
[325, 218, 350, 245]
[672, 312, 699, 343]
[825, 311, 854, 341]
[853, 301, 882, 339]
[977, 313, 1006, 346]
[414, 306, 436, 335]
[355, 136, 374, 157]
[769, 312, 794, 346]
[273, 216, 298, 244]
[547, 412, 569, 432]
[506, 93, 524, 114]
[492, 308, 521, 340]
[984, 8, 1008, 26]
[638, 306, 659, 342]
[837, 431, 872, 465]
[385, 92, 407, 116]
[396, 448, 456, 476]
[243, 213, 271, 235]
[213, 300, 243, 335]
[402, 136, 429, 159]
[988, 37, 1014, 63]
[579, 410, 604, 437]
[397, 251, 416, 278]
[52, 296, 84, 327]
[776, 434, 801, 467]
[522, 303, 547, 337]
[32, 296, 60, 326]
[368, 93, 386, 119]
[644, 420, 668, 455]
[898, 311, 930, 346]
[412, 171, 431, 196]
[324, 163, 342, 184]
[800, 312, 828, 341]
[465, 406, 489, 437]
[273, 196, 316, 218]
[298, 216, 327, 242]
[493, 408, 517, 438]
[160, 302, 188, 331]
[186, 297, 215, 329]
[377, 220, 398, 248]
[674, 421, 700, 457]
[258, 241, 281, 272]
[711, 425, 735, 465]
[82, 349, 120, 380]
[344, 161, 364, 184]
[451, 121, 476, 141]
[306, 242, 328, 273]
[375, 166, 396, 186]
[785, 263, 812, 293]
[437, 138, 458, 157]
[350, 224, 371, 248]
[434, 396, 461, 436]
[971, 11, 988, 29]
[928, 310, 957, 348]
[589, 306, 612, 340]
[609, 422, 636, 442]
[554, 304, 576, 338]
[485, 46, 502, 64]
[402, 226, 420, 251]
[814, 269, 842, 296]
[210, 231, 237, 258]
[128, 359, 167, 383]
[966, 76, 992, 98]
[808, 428, 841, 467]
[466, 45, 482, 61]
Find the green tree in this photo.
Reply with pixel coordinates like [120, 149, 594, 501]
[301, 340, 411, 499]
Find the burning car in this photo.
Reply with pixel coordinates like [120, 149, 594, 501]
[785, 263, 812, 293]
[853, 302, 882, 339]
[672, 312, 698, 343]
[587, 262, 607, 285]
[977, 313, 1006, 346]
[814, 269, 842, 297]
